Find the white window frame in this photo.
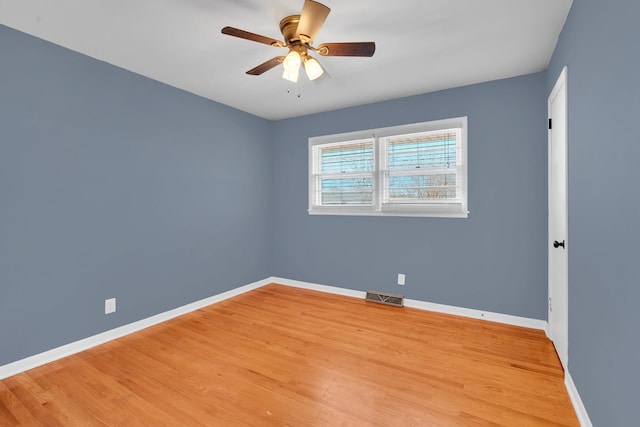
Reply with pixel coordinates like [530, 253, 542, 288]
[308, 117, 468, 218]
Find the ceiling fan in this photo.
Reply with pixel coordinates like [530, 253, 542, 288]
[221, 0, 376, 83]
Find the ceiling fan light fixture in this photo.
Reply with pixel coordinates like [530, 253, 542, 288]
[304, 56, 323, 80]
[282, 67, 299, 83]
[221, 0, 376, 80]
[283, 50, 301, 72]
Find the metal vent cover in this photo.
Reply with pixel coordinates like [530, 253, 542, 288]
[365, 290, 404, 307]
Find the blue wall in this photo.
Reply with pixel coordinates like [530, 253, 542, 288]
[272, 73, 548, 320]
[3, 1, 638, 422]
[0, 25, 273, 365]
[547, 0, 640, 424]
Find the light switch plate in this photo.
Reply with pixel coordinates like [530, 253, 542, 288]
[105, 298, 116, 314]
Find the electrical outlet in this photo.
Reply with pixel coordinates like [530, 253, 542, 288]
[397, 273, 406, 286]
[105, 298, 116, 314]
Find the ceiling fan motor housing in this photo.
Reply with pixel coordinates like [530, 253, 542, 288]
[279, 15, 302, 45]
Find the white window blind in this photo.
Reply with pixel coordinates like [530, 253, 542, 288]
[381, 128, 463, 211]
[309, 117, 468, 218]
[310, 139, 374, 209]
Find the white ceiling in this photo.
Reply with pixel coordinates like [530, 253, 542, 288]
[0, 0, 572, 120]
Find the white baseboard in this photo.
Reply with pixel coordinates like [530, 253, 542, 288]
[3, 276, 586, 423]
[565, 372, 593, 427]
[0, 276, 547, 380]
[268, 276, 367, 299]
[272, 278, 593, 422]
[545, 324, 551, 339]
[403, 298, 547, 330]
[270, 276, 547, 331]
[0, 278, 272, 380]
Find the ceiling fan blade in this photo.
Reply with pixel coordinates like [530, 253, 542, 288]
[296, 0, 331, 43]
[316, 42, 376, 57]
[246, 56, 286, 75]
[221, 26, 285, 48]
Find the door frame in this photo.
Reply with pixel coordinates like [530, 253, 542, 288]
[548, 66, 569, 370]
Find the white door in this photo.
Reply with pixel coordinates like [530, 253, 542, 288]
[548, 66, 569, 370]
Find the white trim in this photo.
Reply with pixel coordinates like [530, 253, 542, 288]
[269, 277, 367, 299]
[403, 298, 548, 330]
[565, 372, 593, 427]
[2, 275, 590, 425]
[270, 277, 546, 331]
[0, 276, 547, 378]
[308, 117, 469, 219]
[0, 278, 271, 380]
[308, 209, 469, 218]
[549, 66, 568, 109]
[545, 323, 551, 339]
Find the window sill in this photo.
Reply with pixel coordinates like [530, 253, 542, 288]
[308, 209, 469, 219]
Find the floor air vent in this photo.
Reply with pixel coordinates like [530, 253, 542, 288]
[365, 291, 404, 307]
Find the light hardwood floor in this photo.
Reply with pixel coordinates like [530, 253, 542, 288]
[0, 284, 579, 426]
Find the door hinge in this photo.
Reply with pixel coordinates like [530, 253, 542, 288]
[548, 118, 552, 129]
[548, 297, 553, 312]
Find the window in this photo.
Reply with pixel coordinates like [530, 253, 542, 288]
[309, 117, 468, 218]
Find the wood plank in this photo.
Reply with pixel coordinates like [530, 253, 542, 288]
[0, 284, 579, 426]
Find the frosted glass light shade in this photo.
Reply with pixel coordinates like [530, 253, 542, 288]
[304, 57, 324, 80]
[282, 67, 299, 83]
[283, 50, 301, 72]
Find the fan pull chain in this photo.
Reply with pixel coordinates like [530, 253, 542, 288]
[286, 87, 302, 98]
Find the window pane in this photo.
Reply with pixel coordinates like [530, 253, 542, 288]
[388, 174, 457, 201]
[388, 132, 457, 171]
[309, 117, 467, 217]
[321, 178, 373, 205]
[321, 142, 373, 174]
